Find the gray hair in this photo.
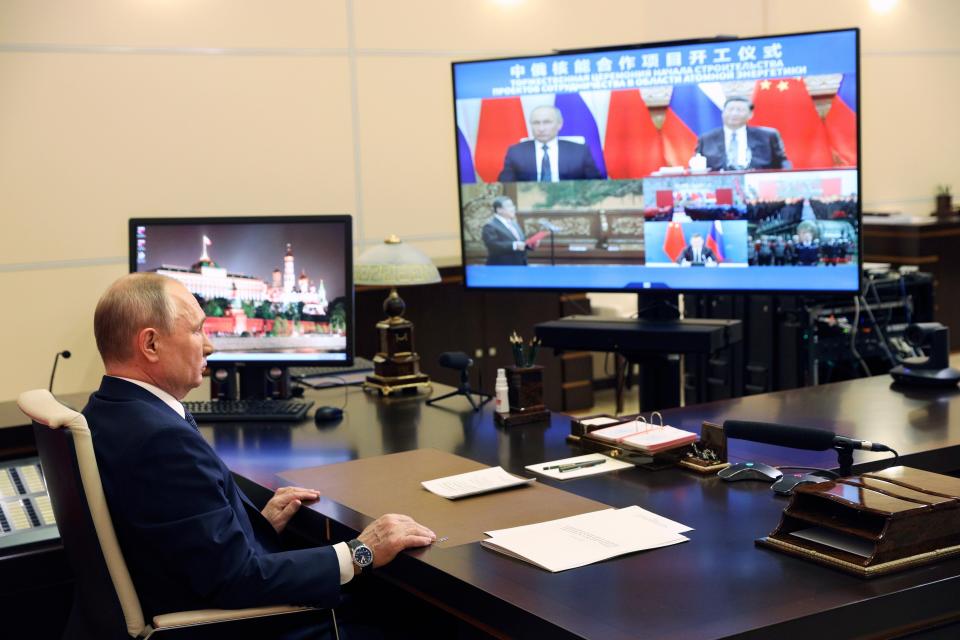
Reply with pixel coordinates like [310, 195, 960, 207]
[94, 272, 178, 365]
[530, 104, 563, 123]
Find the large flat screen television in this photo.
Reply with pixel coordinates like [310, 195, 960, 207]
[129, 215, 353, 366]
[452, 28, 860, 293]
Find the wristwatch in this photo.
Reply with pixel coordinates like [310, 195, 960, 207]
[347, 538, 374, 572]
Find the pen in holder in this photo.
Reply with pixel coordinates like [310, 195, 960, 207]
[496, 332, 550, 426]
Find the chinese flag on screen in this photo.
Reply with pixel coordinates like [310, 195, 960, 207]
[662, 222, 686, 262]
[604, 90, 665, 179]
[751, 78, 833, 169]
[474, 97, 528, 183]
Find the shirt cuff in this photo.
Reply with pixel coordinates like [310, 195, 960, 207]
[333, 542, 353, 585]
[514, 241, 525, 250]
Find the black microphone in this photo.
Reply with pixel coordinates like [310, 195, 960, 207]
[49, 350, 72, 392]
[723, 420, 894, 452]
[438, 352, 473, 371]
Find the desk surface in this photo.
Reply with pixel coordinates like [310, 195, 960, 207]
[188, 377, 960, 640]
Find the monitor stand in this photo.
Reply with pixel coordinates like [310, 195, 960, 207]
[209, 364, 294, 400]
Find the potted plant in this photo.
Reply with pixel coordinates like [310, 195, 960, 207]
[936, 185, 954, 217]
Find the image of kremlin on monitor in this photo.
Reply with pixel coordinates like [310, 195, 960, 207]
[453, 28, 861, 293]
[130, 215, 353, 364]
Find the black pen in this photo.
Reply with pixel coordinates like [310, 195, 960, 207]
[558, 459, 606, 473]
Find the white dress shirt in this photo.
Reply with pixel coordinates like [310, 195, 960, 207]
[723, 126, 750, 168]
[495, 214, 527, 251]
[534, 137, 560, 182]
[109, 375, 355, 584]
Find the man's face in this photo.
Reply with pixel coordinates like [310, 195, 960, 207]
[157, 283, 214, 399]
[691, 236, 704, 251]
[529, 107, 562, 144]
[799, 231, 813, 244]
[722, 100, 752, 129]
[497, 199, 517, 220]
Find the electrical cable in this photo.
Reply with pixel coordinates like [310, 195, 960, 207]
[292, 375, 351, 411]
[851, 295, 871, 376]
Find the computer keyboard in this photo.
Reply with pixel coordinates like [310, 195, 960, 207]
[184, 399, 315, 423]
[290, 357, 375, 379]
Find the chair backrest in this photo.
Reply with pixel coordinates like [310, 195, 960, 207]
[17, 389, 146, 638]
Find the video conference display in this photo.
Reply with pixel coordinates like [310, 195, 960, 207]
[131, 217, 352, 363]
[453, 29, 860, 292]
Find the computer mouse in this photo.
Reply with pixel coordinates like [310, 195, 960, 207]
[314, 406, 344, 423]
[771, 471, 835, 495]
[717, 461, 782, 483]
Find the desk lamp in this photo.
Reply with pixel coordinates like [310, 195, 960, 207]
[354, 235, 440, 396]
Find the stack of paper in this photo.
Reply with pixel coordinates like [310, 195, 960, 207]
[481, 506, 691, 572]
[421, 466, 535, 499]
[590, 419, 697, 454]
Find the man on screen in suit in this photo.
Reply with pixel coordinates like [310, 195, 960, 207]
[498, 105, 602, 182]
[676, 233, 717, 267]
[694, 97, 791, 171]
[80, 273, 435, 638]
[481, 196, 545, 265]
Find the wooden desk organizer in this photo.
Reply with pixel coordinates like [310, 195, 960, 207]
[494, 365, 550, 427]
[758, 466, 960, 577]
[567, 413, 693, 470]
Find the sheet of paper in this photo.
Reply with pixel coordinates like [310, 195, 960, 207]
[621, 426, 698, 451]
[789, 527, 874, 558]
[525, 453, 633, 480]
[421, 466, 535, 500]
[484, 505, 691, 539]
[589, 421, 643, 442]
[580, 416, 620, 427]
[481, 506, 689, 572]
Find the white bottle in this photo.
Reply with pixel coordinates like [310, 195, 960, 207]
[495, 368, 510, 414]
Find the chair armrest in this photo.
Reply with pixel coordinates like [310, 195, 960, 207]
[153, 605, 314, 629]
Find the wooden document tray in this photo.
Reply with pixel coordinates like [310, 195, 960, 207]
[758, 466, 960, 577]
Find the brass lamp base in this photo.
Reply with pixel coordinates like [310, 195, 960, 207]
[362, 292, 431, 396]
[363, 372, 432, 397]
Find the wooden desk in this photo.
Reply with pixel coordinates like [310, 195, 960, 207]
[194, 378, 960, 639]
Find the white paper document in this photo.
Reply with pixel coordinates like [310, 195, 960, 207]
[481, 505, 691, 572]
[525, 453, 633, 480]
[421, 466, 535, 500]
[579, 416, 620, 427]
[789, 527, 874, 558]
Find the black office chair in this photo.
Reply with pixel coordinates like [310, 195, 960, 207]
[17, 389, 335, 639]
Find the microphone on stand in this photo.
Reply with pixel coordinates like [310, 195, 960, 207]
[49, 350, 72, 393]
[722, 420, 898, 476]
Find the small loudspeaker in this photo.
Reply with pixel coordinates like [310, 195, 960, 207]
[209, 366, 237, 400]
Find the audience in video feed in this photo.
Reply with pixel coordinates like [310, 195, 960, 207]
[498, 105, 602, 182]
[694, 97, 791, 171]
[747, 221, 855, 267]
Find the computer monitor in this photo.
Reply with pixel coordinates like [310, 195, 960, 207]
[452, 28, 860, 293]
[130, 215, 353, 398]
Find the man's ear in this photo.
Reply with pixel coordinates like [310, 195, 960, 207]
[138, 327, 161, 363]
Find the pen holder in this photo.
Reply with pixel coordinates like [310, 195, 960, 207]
[495, 365, 550, 427]
[506, 365, 545, 413]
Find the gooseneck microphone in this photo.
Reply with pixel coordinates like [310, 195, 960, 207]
[49, 350, 72, 392]
[723, 420, 898, 477]
[723, 420, 895, 453]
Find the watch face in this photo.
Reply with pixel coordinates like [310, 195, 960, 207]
[353, 544, 374, 567]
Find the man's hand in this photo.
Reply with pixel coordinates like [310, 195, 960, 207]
[261, 486, 321, 534]
[357, 514, 436, 569]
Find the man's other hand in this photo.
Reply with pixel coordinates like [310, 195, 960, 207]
[261, 486, 321, 533]
[357, 513, 436, 568]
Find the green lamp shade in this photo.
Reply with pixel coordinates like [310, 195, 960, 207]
[354, 235, 441, 286]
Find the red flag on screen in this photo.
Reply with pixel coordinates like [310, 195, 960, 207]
[662, 222, 686, 262]
[751, 78, 832, 169]
[474, 97, 528, 183]
[604, 90, 665, 179]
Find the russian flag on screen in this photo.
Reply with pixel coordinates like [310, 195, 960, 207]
[706, 221, 725, 263]
[554, 93, 607, 178]
[825, 73, 857, 166]
[661, 83, 723, 167]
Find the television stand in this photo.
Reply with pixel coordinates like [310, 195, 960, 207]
[535, 316, 742, 411]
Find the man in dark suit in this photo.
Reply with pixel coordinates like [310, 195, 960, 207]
[676, 233, 717, 266]
[82, 273, 434, 635]
[694, 97, 791, 171]
[498, 105, 602, 182]
[481, 196, 544, 265]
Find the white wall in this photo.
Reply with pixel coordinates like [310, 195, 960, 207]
[1, 0, 957, 401]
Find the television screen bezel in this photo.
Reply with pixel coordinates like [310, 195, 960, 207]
[450, 27, 862, 296]
[128, 214, 355, 367]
